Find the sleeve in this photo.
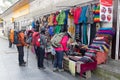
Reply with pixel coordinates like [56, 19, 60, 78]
[41, 35, 47, 47]
[48, 16, 50, 25]
[63, 12, 66, 21]
[56, 14, 59, 22]
[61, 36, 69, 51]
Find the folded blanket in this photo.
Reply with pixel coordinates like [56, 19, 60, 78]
[69, 60, 76, 76]
[99, 28, 114, 31]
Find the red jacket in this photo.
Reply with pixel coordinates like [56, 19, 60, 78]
[74, 7, 82, 24]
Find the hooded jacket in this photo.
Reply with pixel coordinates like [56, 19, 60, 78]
[48, 14, 54, 26]
[74, 7, 82, 24]
[56, 10, 66, 25]
[16, 31, 27, 46]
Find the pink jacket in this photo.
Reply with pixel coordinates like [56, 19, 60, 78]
[55, 35, 69, 51]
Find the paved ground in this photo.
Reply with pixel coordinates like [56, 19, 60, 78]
[0, 37, 101, 80]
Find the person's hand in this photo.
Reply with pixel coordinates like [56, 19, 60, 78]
[27, 45, 30, 48]
[25, 44, 29, 48]
[64, 51, 69, 55]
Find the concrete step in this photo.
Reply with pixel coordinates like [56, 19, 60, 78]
[93, 59, 120, 80]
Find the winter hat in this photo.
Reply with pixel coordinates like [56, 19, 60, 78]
[40, 28, 45, 34]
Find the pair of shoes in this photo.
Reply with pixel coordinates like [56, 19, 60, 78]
[38, 67, 46, 69]
[53, 68, 58, 72]
[23, 62, 26, 64]
[19, 63, 26, 66]
[19, 62, 26, 67]
[58, 69, 64, 72]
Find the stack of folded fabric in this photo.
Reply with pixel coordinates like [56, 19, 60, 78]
[63, 56, 69, 71]
[85, 28, 115, 64]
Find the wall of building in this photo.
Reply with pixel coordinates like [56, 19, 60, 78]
[27, 0, 94, 19]
[2, 13, 14, 36]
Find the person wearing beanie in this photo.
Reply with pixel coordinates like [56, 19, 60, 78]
[37, 28, 47, 69]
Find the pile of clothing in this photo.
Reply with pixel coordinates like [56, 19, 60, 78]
[85, 27, 115, 64]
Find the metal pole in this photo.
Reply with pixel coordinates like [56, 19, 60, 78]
[26, 46, 29, 66]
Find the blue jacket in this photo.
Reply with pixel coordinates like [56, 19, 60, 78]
[79, 6, 88, 23]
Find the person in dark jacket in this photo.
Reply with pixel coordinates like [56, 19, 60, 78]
[16, 30, 28, 66]
[8, 29, 12, 48]
[36, 28, 47, 69]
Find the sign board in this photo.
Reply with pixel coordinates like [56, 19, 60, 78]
[100, 0, 113, 22]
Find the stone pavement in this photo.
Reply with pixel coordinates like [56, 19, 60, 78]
[0, 37, 102, 80]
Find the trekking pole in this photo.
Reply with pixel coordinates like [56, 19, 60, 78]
[26, 45, 29, 66]
[45, 49, 49, 67]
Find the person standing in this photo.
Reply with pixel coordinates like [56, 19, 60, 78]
[33, 28, 47, 69]
[53, 32, 71, 72]
[8, 29, 12, 48]
[16, 30, 27, 66]
[37, 28, 47, 69]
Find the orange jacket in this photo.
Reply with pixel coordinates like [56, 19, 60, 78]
[48, 14, 54, 26]
[16, 32, 27, 46]
[9, 29, 14, 43]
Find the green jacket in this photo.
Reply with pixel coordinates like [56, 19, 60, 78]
[56, 10, 66, 25]
[54, 25, 61, 34]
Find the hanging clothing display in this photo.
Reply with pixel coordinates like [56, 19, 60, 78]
[56, 10, 66, 25]
[53, 12, 59, 25]
[53, 14, 57, 25]
[93, 3, 100, 23]
[32, 21, 35, 29]
[82, 24, 88, 45]
[48, 13, 54, 26]
[90, 23, 97, 44]
[73, 7, 82, 24]
[87, 24, 91, 45]
[42, 16, 48, 28]
[78, 6, 88, 44]
[64, 10, 69, 25]
[48, 26, 54, 36]
[86, 4, 94, 24]
[75, 24, 81, 42]
[79, 6, 88, 23]
[54, 25, 61, 34]
[68, 13, 75, 39]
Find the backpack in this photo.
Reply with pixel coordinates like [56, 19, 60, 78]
[32, 32, 40, 47]
[51, 33, 65, 48]
[9, 29, 14, 43]
[13, 31, 20, 44]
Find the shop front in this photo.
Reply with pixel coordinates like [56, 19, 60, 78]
[0, 0, 119, 79]
[24, 0, 118, 78]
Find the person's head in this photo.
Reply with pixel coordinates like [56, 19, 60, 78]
[40, 28, 45, 34]
[27, 30, 34, 36]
